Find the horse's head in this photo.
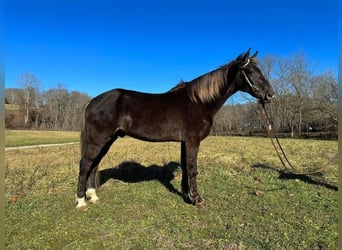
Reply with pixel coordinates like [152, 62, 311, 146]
[235, 49, 275, 103]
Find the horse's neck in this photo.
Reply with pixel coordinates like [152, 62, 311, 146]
[207, 82, 237, 115]
[206, 63, 238, 114]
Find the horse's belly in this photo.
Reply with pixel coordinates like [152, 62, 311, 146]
[127, 122, 183, 142]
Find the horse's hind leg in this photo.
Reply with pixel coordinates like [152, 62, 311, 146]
[85, 136, 117, 204]
[76, 135, 115, 208]
[77, 149, 97, 208]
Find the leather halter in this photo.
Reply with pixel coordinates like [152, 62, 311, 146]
[241, 58, 254, 87]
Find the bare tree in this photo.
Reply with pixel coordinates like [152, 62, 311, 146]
[311, 72, 338, 128]
[288, 52, 313, 136]
[19, 73, 41, 126]
[271, 53, 313, 136]
[5, 88, 24, 105]
[259, 54, 275, 81]
[63, 91, 90, 130]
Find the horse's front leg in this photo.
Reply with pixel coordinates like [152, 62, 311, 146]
[180, 142, 189, 195]
[185, 140, 204, 206]
[86, 166, 100, 203]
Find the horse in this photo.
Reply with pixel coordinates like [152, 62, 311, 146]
[76, 49, 275, 208]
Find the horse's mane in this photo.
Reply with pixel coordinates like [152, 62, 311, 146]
[169, 61, 235, 103]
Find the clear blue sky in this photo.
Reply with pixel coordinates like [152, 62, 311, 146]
[5, 0, 338, 102]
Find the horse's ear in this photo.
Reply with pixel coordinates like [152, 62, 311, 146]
[251, 50, 258, 58]
[239, 48, 251, 67]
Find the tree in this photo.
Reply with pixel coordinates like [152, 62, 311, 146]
[19, 72, 41, 126]
[62, 91, 90, 130]
[43, 87, 68, 130]
[259, 54, 275, 81]
[270, 52, 313, 136]
[5, 88, 24, 106]
[311, 72, 338, 129]
[40, 87, 90, 130]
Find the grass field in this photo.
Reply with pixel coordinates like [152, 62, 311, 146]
[5, 130, 80, 147]
[5, 134, 338, 249]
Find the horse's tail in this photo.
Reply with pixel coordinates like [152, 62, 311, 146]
[80, 103, 89, 159]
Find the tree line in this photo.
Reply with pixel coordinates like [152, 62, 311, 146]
[5, 52, 337, 138]
[5, 74, 91, 130]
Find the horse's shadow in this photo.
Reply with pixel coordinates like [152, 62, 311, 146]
[252, 163, 338, 191]
[97, 161, 184, 198]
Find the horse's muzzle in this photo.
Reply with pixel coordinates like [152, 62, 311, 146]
[264, 90, 275, 103]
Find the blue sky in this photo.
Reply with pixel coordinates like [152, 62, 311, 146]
[5, 0, 338, 103]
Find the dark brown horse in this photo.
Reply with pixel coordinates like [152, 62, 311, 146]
[76, 49, 275, 208]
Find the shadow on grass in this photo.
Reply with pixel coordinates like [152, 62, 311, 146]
[252, 163, 338, 191]
[97, 161, 185, 199]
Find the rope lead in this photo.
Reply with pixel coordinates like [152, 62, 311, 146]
[257, 101, 337, 176]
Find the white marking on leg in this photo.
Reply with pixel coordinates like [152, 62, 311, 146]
[76, 196, 87, 208]
[86, 188, 99, 203]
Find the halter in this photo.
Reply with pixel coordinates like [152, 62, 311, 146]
[241, 58, 254, 88]
[241, 58, 250, 68]
[241, 70, 254, 88]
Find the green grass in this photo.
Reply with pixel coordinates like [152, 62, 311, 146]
[5, 130, 80, 147]
[5, 136, 338, 249]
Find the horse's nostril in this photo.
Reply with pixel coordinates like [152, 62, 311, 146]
[266, 92, 275, 101]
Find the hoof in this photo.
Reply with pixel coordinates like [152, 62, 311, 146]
[89, 196, 100, 204]
[183, 195, 192, 204]
[86, 188, 100, 203]
[195, 198, 205, 208]
[89, 196, 99, 204]
[76, 196, 87, 208]
[184, 193, 205, 207]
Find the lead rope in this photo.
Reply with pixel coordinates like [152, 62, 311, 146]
[257, 101, 337, 176]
